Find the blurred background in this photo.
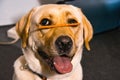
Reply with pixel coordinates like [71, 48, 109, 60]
[0, 0, 120, 80]
[0, 0, 120, 33]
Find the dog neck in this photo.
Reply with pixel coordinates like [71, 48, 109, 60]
[21, 63, 47, 80]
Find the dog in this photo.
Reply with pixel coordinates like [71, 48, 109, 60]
[13, 4, 93, 80]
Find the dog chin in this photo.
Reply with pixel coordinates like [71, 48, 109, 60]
[37, 50, 73, 74]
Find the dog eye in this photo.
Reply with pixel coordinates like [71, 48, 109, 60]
[40, 18, 52, 26]
[67, 19, 77, 24]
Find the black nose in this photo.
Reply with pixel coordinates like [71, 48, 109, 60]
[55, 36, 73, 54]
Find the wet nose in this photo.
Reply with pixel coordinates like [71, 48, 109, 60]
[55, 36, 73, 54]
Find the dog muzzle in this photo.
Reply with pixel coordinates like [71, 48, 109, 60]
[31, 23, 80, 74]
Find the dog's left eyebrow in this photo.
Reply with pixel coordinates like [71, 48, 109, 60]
[31, 23, 80, 33]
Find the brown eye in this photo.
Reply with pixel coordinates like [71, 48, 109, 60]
[40, 18, 52, 26]
[68, 19, 77, 24]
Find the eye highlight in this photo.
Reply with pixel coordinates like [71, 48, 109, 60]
[40, 18, 52, 26]
[67, 19, 78, 24]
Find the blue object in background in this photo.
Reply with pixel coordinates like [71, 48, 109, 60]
[65, 0, 120, 33]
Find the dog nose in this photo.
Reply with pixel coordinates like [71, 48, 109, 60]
[55, 36, 73, 54]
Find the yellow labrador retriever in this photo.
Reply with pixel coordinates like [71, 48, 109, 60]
[13, 4, 93, 80]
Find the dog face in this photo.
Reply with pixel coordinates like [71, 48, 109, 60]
[16, 4, 93, 74]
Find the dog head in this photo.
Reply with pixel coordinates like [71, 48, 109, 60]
[16, 4, 93, 75]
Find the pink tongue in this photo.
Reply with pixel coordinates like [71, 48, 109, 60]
[53, 56, 73, 74]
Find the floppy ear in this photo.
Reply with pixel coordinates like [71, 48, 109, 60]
[16, 8, 36, 48]
[82, 13, 93, 51]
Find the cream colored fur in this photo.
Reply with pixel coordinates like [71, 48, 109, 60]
[13, 4, 93, 80]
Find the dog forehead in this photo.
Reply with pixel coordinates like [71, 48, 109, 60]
[38, 4, 78, 12]
[32, 4, 82, 21]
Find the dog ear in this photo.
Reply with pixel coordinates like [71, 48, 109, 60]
[16, 8, 36, 48]
[82, 13, 93, 51]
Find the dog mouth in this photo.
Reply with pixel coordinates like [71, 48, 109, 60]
[37, 50, 73, 74]
[53, 55, 73, 74]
